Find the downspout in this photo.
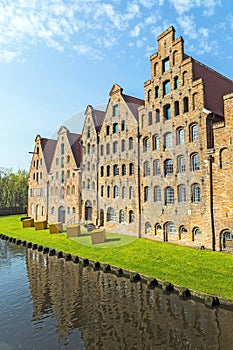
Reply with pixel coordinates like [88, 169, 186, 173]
[208, 154, 216, 251]
[96, 133, 99, 227]
[137, 126, 142, 238]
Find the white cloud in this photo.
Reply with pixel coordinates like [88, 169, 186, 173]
[169, 0, 221, 16]
[130, 25, 141, 37]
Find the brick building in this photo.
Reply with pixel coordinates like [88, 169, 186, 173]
[28, 26, 233, 251]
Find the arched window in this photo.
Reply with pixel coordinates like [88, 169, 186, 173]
[164, 104, 171, 121]
[67, 155, 70, 163]
[148, 89, 152, 101]
[107, 207, 116, 222]
[162, 57, 170, 72]
[141, 114, 145, 128]
[177, 155, 185, 173]
[87, 180, 90, 190]
[87, 143, 90, 155]
[121, 120, 126, 131]
[87, 126, 90, 138]
[61, 143, 64, 155]
[61, 170, 65, 184]
[219, 147, 229, 170]
[166, 222, 177, 234]
[155, 86, 160, 98]
[164, 159, 173, 175]
[163, 80, 170, 95]
[177, 128, 185, 145]
[92, 181, 95, 190]
[113, 104, 118, 116]
[101, 185, 104, 197]
[106, 125, 110, 135]
[155, 109, 160, 123]
[191, 184, 200, 203]
[87, 161, 90, 171]
[148, 111, 152, 125]
[100, 145, 104, 156]
[191, 153, 199, 171]
[67, 170, 70, 179]
[107, 165, 110, 177]
[144, 186, 150, 202]
[165, 187, 174, 204]
[113, 123, 118, 133]
[100, 166, 104, 177]
[60, 187, 65, 199]
[113, 141, 118, 153]
[154, 62, 158, 76]
[154, 186, 161, 202]
[153, 160, 161, 175]
[67, 185, 70, 195]
[51, 207, 55, 215]
[129, 163, 134, 175]
[143, 137, 150, 152]
[173, 50, 178, 65]
[152, 135, 160, 150]
[122, 164, 126, 176]
[192, 227, 202, 241]
[183, 97, 189, 113]
[107, 185, 111, 198]
[129, 186, 134, 199]
[61, 156, 64, 168]
[144, 161, 150, 176]
[56, 157, 59, 165]
[145, 222, 152, 234]
[174, 76, 179, 89]
[178, 185, 186, 202]
[164, 132, 172, 149]
[129, 137, 133, 150]
[106, 143, 110, 154]
[174, 101, 179, 116]
[190, 124, 198, 142]
[113, 185, 119, 198]
[119, 210, 125, 223]
[129, 210, 134, 223]
[113, 164, 119, 176]
[122, 186, 126, 199]
[121, 139, 126, 152]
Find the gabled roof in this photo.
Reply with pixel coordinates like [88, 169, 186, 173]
[122, 93, 144, 120]
[40, 138, 57, 173]
[93, 109, 105, 132]
[193, 59, 233, 116]
[67, 132, 82, 167]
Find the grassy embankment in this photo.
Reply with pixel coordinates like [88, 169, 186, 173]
[0, 215, 233, 300]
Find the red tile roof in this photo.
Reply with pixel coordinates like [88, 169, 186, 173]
[122, 94, 144, 120]
[193, 59, 233, 116]
[93, 109, 105, 132]
[67, 132, 82, 167]
[40, 138, 57, 172]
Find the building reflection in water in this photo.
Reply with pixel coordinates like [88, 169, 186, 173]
[26, 249, 233, 350]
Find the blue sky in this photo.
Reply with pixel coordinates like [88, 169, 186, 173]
[0, 0, 233, 171]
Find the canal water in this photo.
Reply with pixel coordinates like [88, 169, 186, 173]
[0, 240, 233, 350]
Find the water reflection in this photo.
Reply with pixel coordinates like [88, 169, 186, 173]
[26, 248, 233, 350]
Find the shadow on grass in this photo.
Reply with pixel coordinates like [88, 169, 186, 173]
[105, 238, 121, 243]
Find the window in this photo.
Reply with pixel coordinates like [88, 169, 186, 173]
[92, 182, 95, 190]
[51, 207, 55, 215]
[141, 114, 145, 128]
[144, 161, 150, 176]
[192, 227, 202, 240]
[190, 124, 198, 142]
[121, 139, 126, 152]
[101, 185, 104, 197]
[107, 207, 116, 221]
[155, 109, 160, 123]
[155, 86, 160, 98]
[121, 120, 126, 131]
[67, 155, 70, 163]
[148, 111, 152, 125]
[174, 101, 179, 116]
[67, 170, 70, 179]
[143, 137, 150, 152]
[113, 123, 118, 133]
[162, 57, 170, 72]
[60, 187, 65, 199]
[177, 156, 185, 173]
[154, 62, 158, 76]
[56, 157, 59, 165]
[129, 186, 134, 199]
[87, 180, 90, 190]
[61, 143, 64, 155]
[61, 156, 64, 168]
[153, 160, 161, 175]
[163, 80, 170, 95]
[154, 186, 161, 202]
[129, 137, 133, 150]
[107, 165, 110, 176]
[166, 222, 177, 234]
[122, 186, 126, 199]
[174, 76, 179, 89]
[183, 97, 189, 113]
[144, 186, 150, 202]
[106, 125, 110, 135]
[119, 210, 125, 223]
[113, 164, 119, 176]
[106, 143, 110, 154]
[72, 207, 76, 214]
[87, 126, 91, 138]
[164, 104, 171, 120]
[61, 171, 65, 184]
[165, 187, 174, 204]
[100, 145, 104, 156]
[87, 143, 90, 155]
[129, 210, 134, 223]
[153, 135, 160, 150]
[113, 185, 119, 198]
[100, 166, 104, 177]
[191, 184, 201, 203]
[178, 185, 186, 202]
[87, 161, 90, 171]
[67, 207, 70, 214]
[113, 104, 118, 116]
[107, 185, 111, 198]
[191, 153, 200, 171]
[173, 50, 178, 65]
[129, 163, 134, 175]
[164, 159, 173, 175]
[177, 128, 185, 145]
[67, 186, 70, 195]
[122, 164, 126, 176]
[164, 132, 172, 149]
[113, 141, 118, 153]
[148, 89, 152, 101]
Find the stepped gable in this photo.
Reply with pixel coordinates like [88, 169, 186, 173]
[67, 132, 82, 168]
[122, 94, 144, 120]
[40, 138, 57, 173]
[193, 59, 233, 116]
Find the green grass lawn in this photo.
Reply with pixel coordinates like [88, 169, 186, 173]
[1, 215, 233, 300]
